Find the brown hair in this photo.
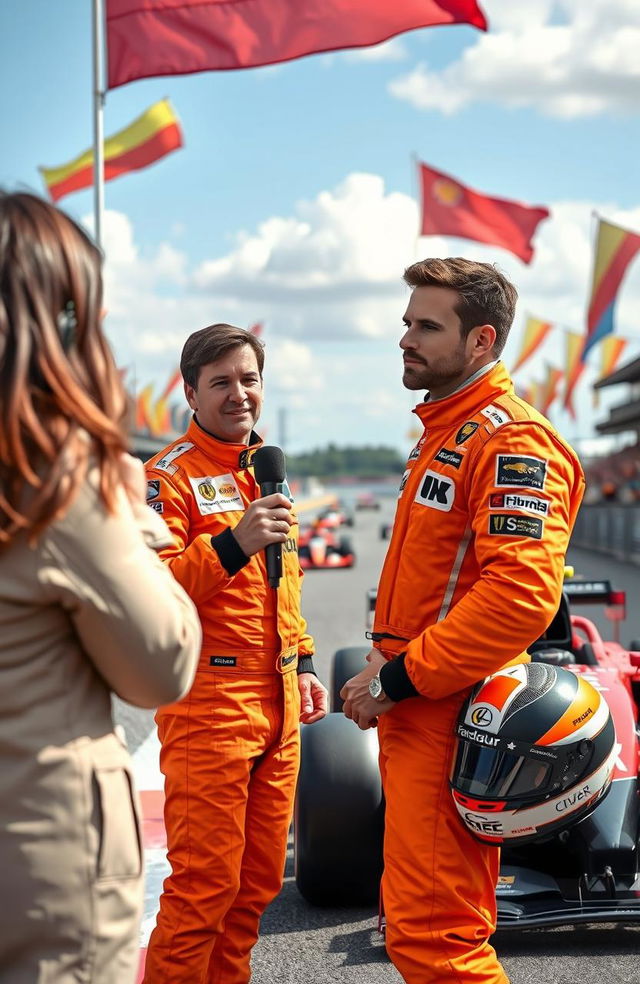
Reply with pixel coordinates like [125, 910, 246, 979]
[403, 257, 517, 356]
[180, 323, 265, 389]
[0, 191, 129, 547]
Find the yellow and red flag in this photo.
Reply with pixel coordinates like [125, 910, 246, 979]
[539, 365, 563, 416]
[598, 335, 628, 381]
[563, 331, 586, 419]
[160, 366, 182, 400]
[584, 218, 640, 360]
[39, 99, 183, 202]
[511, 316, 553, 374]
[135, 383, 155, 433]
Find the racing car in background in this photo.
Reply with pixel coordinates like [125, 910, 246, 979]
[294, 576, 640, 927]
[298, 522, 355, 569]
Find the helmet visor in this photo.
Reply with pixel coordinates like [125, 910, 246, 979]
[454, 742, 552, 799]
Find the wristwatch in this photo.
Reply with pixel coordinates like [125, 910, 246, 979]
[368, 674, 387, 702]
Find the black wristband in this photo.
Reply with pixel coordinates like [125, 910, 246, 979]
[297, 655, 317, 676]
[379, 652, 420, 702]
[210, 528, 250, 576]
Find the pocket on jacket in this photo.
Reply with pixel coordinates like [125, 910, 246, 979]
[93, 766, 142, 880]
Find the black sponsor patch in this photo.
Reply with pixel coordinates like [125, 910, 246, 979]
[146, 479, 160, 501]
[238, 447, 256, 469]
[495, 455, 547, 490]
[434, 448, 463, 469]
[488, 513, 544, 539]
[455, 421, 479, 445]
[149, 501, 164, 514]
[408, 444, 422, 462]
[281, 652, 298, 666]
[210, 656, 237, 667]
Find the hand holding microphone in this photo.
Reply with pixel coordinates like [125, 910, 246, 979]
[232, 446, 293, 587]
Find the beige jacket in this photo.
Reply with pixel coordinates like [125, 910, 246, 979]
[0, 473, 201, 984]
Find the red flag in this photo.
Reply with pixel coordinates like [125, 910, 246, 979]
[418, 162, 549, 264]
[106, 0, 487, 89]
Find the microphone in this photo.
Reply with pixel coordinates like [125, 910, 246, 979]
[252, 445, 287, 589]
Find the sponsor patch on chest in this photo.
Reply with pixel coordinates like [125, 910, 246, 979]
[414, 469, 456, 511]
[189, 474, 243, 515]
[434, 448, 463, 469]
[495, 455, 547, 490]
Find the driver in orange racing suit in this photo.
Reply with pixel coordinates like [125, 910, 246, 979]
[341, 259, 584, 984]
[142, 324, 327, 984]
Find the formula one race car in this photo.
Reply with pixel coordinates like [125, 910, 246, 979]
[355, 491, 381, 511]
[298, 524, 355, 570]
[294, 577, 640, 928]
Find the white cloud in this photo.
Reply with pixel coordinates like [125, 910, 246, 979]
[344, 38, 409, 62]
[389, 0, 640, 119]
[89, 174, 640, 451]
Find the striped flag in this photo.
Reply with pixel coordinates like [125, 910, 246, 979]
[539, 365, 563, 416]
[584, 217, 640, 360]
[593, 336, 628, 408]
[39, 99, 183, 202]
[135, 383, 155, 433]
[511, 316, 553, 374]
[563, 331, 586, 419]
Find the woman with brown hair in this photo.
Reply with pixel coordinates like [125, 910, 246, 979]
[0, 191, 201, 984]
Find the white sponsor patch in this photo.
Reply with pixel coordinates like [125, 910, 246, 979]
[481, 404, 511, 428]
[488, 492, 550, 516]
[414, 469, 455, 512]
[398, 469, 410, 498]
[189, 474, 243, 515]
[154, 442, 194, 474]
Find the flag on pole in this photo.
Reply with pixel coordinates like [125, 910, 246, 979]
[135, 383, 155, 432]
[511, 316, 553, 374]
[563, 331, 586, 419]
[39, 99, 183, 202]
[539, 365, 563, 416]
[418, 161, 549, 264]
[583, 217, 640, 360]
[106, 0, 487, 89]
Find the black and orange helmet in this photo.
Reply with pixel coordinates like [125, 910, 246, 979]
[450, 663, 616, 845]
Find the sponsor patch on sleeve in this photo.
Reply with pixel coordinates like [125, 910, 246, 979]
[488, 513, 544, 539]
[481, 404, 511, 429]
[495, 454, 547, 490]
[434, 448, 463, 469]
[149, 500, 164, 514]
[154, 442, 194, 474]
[488, 491, 550, 516]
[398, 469, 410, 498]
[146, 479, 161, 501]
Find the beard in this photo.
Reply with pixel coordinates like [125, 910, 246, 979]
[402, 346, 468, 394]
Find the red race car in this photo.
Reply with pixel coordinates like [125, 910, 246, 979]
[298, 523, 355, 569]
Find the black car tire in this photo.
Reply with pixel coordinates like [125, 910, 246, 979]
[331, 646, 370, 712]
[294, 714, 383, 906]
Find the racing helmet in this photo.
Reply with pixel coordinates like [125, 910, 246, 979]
[450, 662, 616, 845]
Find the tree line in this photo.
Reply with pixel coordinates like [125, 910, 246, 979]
[287, 443, 405, 478]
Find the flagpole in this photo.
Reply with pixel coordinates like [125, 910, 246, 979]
[92, 0, 105, 251]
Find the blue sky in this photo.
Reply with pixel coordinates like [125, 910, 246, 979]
[2, 1, 640, 455]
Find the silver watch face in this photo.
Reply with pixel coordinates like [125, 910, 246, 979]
[369, 675, 383, 699]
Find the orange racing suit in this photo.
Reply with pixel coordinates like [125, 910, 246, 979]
[142, 417, 314, 984]
[374, 361, 584, 984]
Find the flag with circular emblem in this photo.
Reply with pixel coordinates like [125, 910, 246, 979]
[418, 161, 549, 264]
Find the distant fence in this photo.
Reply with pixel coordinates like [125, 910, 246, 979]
[572, 504, 640, 565]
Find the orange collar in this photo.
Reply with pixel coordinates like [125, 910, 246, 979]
[413, 362, 514, 430]
[187, 417, 262, 470]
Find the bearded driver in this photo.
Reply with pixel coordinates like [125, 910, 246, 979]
[143, 323, 327, 984]
[341, 258, 584, 984]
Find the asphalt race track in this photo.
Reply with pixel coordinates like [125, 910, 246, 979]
[116, 490, 640, 984]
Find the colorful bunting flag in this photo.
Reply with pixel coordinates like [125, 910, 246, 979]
[511, 316, 553, 374]
[563, 331, 586, 420]
[584, 218, 640, 360]
[39, 99, 183, 202]
[107, 0, 487, 89]
[539, 365, 563, 416]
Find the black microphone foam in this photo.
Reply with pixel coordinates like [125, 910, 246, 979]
[252, 446, 287, 589]
[253, 445, 286, 486]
